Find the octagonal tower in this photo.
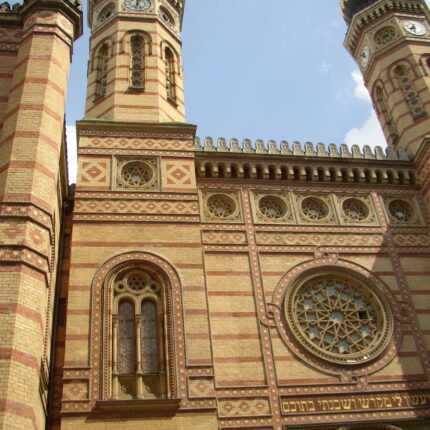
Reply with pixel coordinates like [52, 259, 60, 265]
[344, 0, 430, 157]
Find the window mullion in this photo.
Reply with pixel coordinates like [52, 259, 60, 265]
[112, 315, 119, 399]
[135, 314, 143, 398]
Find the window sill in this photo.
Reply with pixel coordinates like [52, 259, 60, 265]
[95, 398, 181, 412]
[167, 96, 178, 107]
[127, 86, 145, 93]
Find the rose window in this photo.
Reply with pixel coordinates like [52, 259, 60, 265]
[388, 200, 413, 222]
[120, 162, 152, 187]
[301, 197, 329, 221]
[342, 198, 369, 222]
[207, 194, 236, 219]
[284, 274, 393, 365]
[258, 196, 287, 220]
[375, 27, 396, 45]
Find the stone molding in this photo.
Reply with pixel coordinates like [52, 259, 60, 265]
[194, 137, 410, 161]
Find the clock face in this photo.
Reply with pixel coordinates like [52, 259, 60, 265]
[360, 45, 370, 68]
[403, 20, 426, 36]
[124, 0, 151, 11]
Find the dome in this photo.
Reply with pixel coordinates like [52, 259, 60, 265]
[341, 0, 380, 24]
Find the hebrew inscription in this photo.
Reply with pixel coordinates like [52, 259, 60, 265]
[281, 391, 430, 415]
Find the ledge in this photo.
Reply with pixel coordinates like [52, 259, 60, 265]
[95, 398, 181, 412]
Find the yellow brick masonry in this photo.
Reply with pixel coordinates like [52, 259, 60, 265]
[0, 1, 81, 429]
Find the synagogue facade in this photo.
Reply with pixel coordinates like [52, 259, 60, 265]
[0, 0, 430, 429]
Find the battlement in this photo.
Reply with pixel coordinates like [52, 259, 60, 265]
[0, 0, 82, 14]
[194, 137, 410, 162]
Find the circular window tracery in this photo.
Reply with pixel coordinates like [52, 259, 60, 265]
[258, 196, 287, 220]
[301, 197, 329, 221]
[342, 198, 369, 222]
[284, 273, 393, 365]
[375, 27, 396, 45]
[206, 194, 236, 219]
[120, 161, 152, 188]
[388, 199, 413, 223]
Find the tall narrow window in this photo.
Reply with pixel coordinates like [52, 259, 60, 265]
[95, 45, 109, 99]
[141, 300, 159, 374]
[118, 300, 136, 375]
[375, 87, 397, 143]
[395, 65, 426, 119]
[112, 270, 166, 400]
[130, 36, 144, 88]
[165, 48, 176, 102]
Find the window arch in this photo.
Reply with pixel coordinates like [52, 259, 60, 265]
[374, 85, 397, 143]
[164, 47, 176, 102]
[394, 64, 426, 119]
[112, 269, 167, 400]
[129, 35, 145, 89]
[95, 44, 109, 99]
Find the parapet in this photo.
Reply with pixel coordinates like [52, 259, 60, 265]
[193, 137, 410, 162]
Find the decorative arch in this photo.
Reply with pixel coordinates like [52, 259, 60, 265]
[90, 36, 113, 72]
[121, 30, 153, 56]
[89, 251, 184, 402]
[394, 63, 425, 118]
[266, 252, 403, 380]
[94, 43, 109, 99]
[372, 80, 397, 143]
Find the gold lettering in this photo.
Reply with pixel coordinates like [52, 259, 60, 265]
[358, 398, 370, 409]
[393, 393, 403, 407]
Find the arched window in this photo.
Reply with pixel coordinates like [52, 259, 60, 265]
[375, 86, 397, 143]
[112, 270, 166, 400]
[129, 35, 145, 88]
[95, 45, 109, 99]
[164, 47, 176, 102]
[394, 65, 426, 119]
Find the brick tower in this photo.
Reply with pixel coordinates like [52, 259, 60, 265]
[343, 0, 430, 208]
[0, 0, 82, 428]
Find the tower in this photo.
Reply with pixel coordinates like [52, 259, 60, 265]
[343, 0, 430, 156]
[0, 0, 82, 428]
[85, 0, 186, 123]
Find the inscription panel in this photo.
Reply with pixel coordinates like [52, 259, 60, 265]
[281, 390, 430, 416]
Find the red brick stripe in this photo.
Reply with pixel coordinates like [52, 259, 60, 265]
[10, 77, 65, 97]
[212, 334, 259, 340]
[208, 291, 253, 296]
[4, 103, 62, 123]
[207, 271, 251, 276]
[0, 399, 36, 427]
[0, 348, 38, 369]
[71, 241, 201, 248]
[214, 356, 263, 363]
[0, 303, 43, 329]
[211, 312, 256, 318]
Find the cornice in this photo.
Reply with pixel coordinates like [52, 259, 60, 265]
[76, 119, 196, 140]
[344, 0, 428, 53]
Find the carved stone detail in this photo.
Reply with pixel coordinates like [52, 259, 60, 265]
[114, 157, 159, 191]
[295, 194, 337, 225]
[199, 190, 243, 223]
[382, 195, 423, 226]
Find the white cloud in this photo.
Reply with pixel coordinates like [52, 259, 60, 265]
[319, 62, 333, 74]
[66, 125, 77, 184]
[344, 110, 387, 149]
[351, 70, 371, 102]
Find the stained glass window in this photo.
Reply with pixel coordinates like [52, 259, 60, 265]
[118, 300, 136, 374]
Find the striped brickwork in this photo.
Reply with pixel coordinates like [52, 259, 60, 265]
[344, 0, 430, 160]
[84, 7, 185, 123]
[0, 1, 81, 429]
[58, 117, 430, 430]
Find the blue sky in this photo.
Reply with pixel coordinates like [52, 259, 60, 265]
[66, 0, 392, 182]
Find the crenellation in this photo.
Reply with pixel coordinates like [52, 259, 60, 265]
[193, 137, 411, 161]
